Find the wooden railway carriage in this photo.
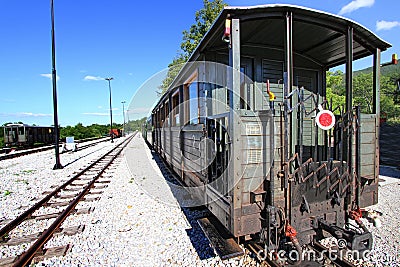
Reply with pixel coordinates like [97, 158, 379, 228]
[3, 124, 54, 147]
[145, 4, 391, 263]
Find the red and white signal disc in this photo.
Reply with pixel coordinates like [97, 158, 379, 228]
[316, 109, 335, 130]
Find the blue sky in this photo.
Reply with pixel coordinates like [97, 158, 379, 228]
[0, 0, 399, 126]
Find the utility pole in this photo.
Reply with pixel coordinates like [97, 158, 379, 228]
[51, 0, 63, 170]
[121, 101, 126, 136]
[105, 77, 114, 143]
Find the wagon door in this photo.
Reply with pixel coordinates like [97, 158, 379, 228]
[18, 126, 26, 144]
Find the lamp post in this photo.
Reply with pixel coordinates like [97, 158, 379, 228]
[121, 101, 126, 136]
[126, 109, 130, 134]
[51, 0, 63, 170]
[105, 77, 114, 143]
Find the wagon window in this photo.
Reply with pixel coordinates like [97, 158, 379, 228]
[240, 66, 247, 110]
[164, 100, 169, 127]
[172, 90, 180, 126]
[184, 76, 199, 125]
[156, 109, 160, 128]
[160, 105, 165, 127]
[189, 82, 199, 124]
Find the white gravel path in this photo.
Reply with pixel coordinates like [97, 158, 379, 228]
[361, 167, 400, 267]
[1, 134, 399, 266]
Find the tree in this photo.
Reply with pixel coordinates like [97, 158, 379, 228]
[159, 0, 226, 94]
[159, 55, 187, 94]
[353, 72, 374, 114]
[326, 70, 345, 113]
[126, 117, 147, 132]
[181, 0, 226, 57]
[59, 123, 123, 140]
[325, 68, 400, 122]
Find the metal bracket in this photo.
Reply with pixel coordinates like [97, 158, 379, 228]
[300, 195, 311, 213]
[316, 218, 373, 255]
[331, 191, 341, 207]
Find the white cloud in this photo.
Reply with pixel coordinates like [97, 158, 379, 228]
[83, 109, 119, 116]
[338, 0, 374, 15]
[83, 75, 104, 81]
[0, 112, 52, 118]
[82, 112, 109, 116]
[40, 73, 60, 81]
[20, 112, 52, 117]
[376, 20, 400, 31]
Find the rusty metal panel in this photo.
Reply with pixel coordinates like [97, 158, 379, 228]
[243, 176, 263, 193]
[242, 192, 250, 205]
[239, 214, 261, 235]
[241, 203, 262, 215]
[359, 182, 378, 207]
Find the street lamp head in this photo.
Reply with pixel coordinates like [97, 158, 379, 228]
[105, 77, 114, 81]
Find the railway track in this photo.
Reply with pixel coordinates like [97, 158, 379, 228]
[0, 132, 136, 266]
[0, 137, 111, 161]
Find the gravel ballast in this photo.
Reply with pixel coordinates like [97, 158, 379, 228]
[0, 134, 399, 266]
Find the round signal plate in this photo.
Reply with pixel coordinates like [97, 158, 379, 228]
[316, 110, 335, 130]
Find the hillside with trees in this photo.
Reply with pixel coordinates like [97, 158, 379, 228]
[327, 64, 400, 123]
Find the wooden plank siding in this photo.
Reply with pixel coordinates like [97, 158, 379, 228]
[359, 114, 378, 180]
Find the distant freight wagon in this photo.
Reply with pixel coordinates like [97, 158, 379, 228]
[3, 124, 54, 147]
[109, 128, 123, 138]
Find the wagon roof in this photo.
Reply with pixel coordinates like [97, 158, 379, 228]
[5, 123, 53, 128]
[161, 4, 391, 107]
[191, 4, 391, 67]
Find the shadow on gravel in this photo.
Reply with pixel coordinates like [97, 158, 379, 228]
[380, 165, 400, 178]
[149, 149, 217, 261]
[380, 123, 400, 167]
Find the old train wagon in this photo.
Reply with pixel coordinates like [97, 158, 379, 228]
[3, 124, 55, 147]
[110, 128, 123, 138]
[146, 4, 391, 264]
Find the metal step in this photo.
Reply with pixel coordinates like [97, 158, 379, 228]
[197, 216, 244, 260]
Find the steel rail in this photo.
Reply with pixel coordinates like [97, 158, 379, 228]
[0, 133, 135, 239]
[312, 242, 357, 267]
[0, 137, 110, 161]
[11, 133, 135, 266]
